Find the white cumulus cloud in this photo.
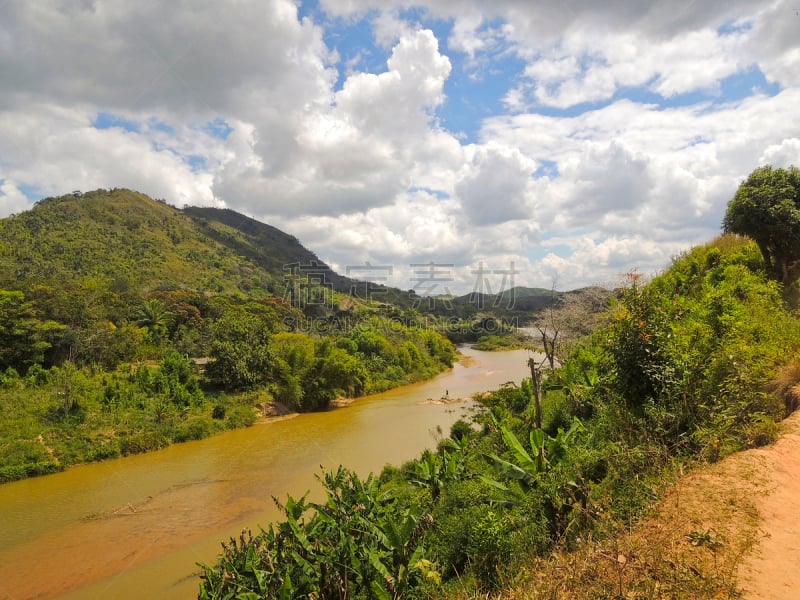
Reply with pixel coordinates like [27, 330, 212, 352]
[1, 0, 798, 292]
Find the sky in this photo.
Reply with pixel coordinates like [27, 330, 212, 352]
[1, 0, 799, 294]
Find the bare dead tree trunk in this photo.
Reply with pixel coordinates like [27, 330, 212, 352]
[538, 327, 558, 370]
[528, 357, 543, 431]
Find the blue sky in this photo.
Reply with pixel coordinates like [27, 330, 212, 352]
[0, 0, 798, 291]
[303, 3, 529, 142]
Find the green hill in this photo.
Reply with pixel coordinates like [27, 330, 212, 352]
[0, 188, 356, 299]
[0, 187, 574, 318]
[182, 207, 348, 292]
[0, 188, 460, 482]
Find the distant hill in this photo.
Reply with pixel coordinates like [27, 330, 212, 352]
[448, 286, 561, 315]
[182, 206, 411, 302]
[0, 189, 367, 301]
[0, 188, 585, 319]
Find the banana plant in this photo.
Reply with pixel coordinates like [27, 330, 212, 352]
[406, 439, 469, 500]
[198, 465, 439, 600]
[481, 416, 584, 500]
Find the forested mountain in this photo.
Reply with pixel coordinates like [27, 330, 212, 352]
[0, 189, 459, 481]
[182, 206, 364, 296]
[1, 188, 352, 298]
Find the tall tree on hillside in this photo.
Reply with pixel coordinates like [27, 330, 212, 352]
[205, 304, 276, 390]
[136, 298, 172, 344]
[723, 165, 800, 287]
[0, 290, 65, 372]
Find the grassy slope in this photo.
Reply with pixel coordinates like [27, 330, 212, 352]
[0, 189, 379, 298]
[479, 235, 800, 598]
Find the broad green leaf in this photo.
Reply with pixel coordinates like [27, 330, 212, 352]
[500, 424, 539, 474]
[277, 572, 294, 600]
[370, 580, 392, 600]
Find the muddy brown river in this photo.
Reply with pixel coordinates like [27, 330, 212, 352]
[0, 347, 535, 599]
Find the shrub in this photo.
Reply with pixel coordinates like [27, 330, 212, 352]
[449, 419, 473, 442]
[224, 405, 256, 429]
[87, 443, 121, 461]
[174, 417, 216, 442]
[467, 510, 516, 590]
[0, 461, 61, 483]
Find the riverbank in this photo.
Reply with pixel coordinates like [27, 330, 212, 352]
[0, 347, 535, 600]
[0, 343, 457, 484]
[259, 346, 479, 416]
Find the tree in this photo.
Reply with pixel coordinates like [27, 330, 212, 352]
[529, 285, 610, 428]
[268, 332, 316, 408]
[0, 289, 65, 372]
[533, 286, 611, 368]
[269, 334, 368, 411]
[311, 339, 367, 404]
[723, 165, 800, 286]
[54, 357, 83, 416]
[135, 298, 172, 344]
[205, 305, 275, 390]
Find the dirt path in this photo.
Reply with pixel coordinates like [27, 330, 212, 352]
[500, 412, 800, 598]
[736, 411, 800, 599]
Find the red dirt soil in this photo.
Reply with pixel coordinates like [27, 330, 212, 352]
[736, 411, 800, 599]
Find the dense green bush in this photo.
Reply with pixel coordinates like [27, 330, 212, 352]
[199, 467, 438, 600]
[607, 236, 799, 454]
[173, 417, 216, 442]
[224, 405, 257, 429]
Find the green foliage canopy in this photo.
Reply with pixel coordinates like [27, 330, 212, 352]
[723, 165, 800, 286]
[607, 236, 798, 454]
[198, 467, 437, 600]
[205, 303, 277, 390]
[0, 290, 65, 372]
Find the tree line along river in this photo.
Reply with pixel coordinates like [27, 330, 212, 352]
[0, 346, 535, 600]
